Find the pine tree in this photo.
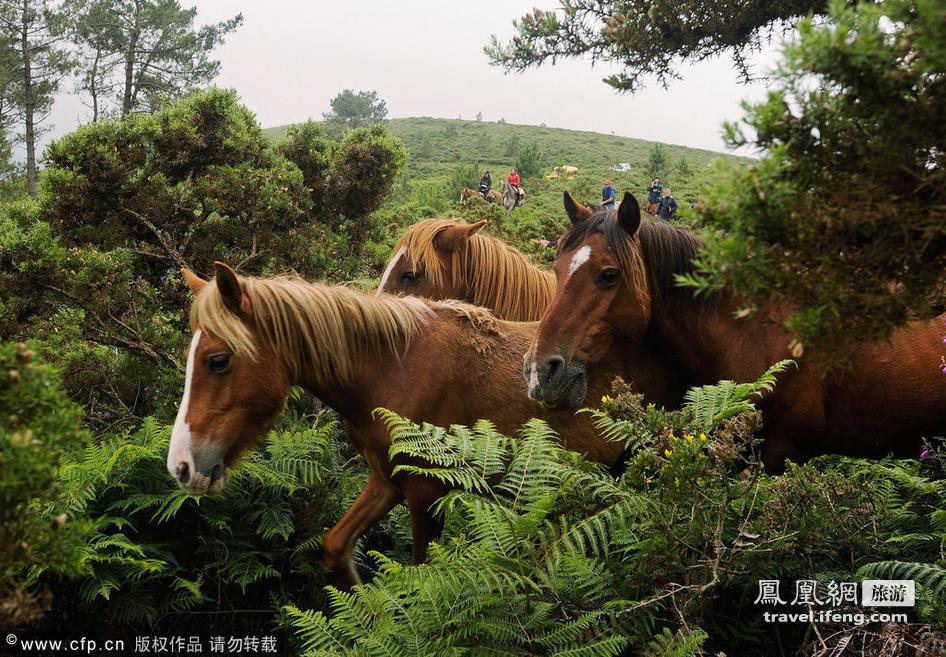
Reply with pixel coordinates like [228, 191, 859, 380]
[0, 0, 74, 197]
[62, 0, 241, 117]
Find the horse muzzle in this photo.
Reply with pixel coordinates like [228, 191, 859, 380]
[524, 352, 588, 411]
[170, 441, 228, 496]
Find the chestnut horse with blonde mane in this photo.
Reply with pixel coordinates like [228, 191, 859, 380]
[169, 262, 632, 590]
[460, 187, 502, 206]
[377, 218, 556, 321]
[527, 192, 946, 473]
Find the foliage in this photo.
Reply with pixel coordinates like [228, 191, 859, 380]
[0, 0, 76, 196]
[37, 412, 408, 636]
[646, 143, 668, 178]
[0, 341, 89, 628]
[286, 368, 944, 655]
[322, 89, 388, 138]
[514, 140, 543, 178]
[276, 120, 407, 245]
[62, 0, 242, 117]
[0, 89, 405, 429]
[682, 0, 946, 362]
[485, 1, 828, 92]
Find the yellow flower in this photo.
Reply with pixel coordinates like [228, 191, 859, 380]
[664, 448, 673, 457]
[699, 433, 707, 442]
[645, 479, 653, 484]
[685, 434, 694, 442]
[600, 395, 612, 403]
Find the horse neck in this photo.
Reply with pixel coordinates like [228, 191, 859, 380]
[646, 293, 788, 386]
[252, 286, 425, 421]
[457, 242, 555, 321]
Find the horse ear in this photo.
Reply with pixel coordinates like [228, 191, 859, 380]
[434, 220, 487, 251]
[181, 268, 207, 296]
[563, 191, 592, 225]
[617, 192, 641, 236]
[213, 261, 244, 317]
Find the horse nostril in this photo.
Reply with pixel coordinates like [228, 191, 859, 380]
[176, 462, 190, 485]
[210, 463, 223, 483]
[545, 355, 565, 383]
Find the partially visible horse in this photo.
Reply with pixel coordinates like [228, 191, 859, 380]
[460, 187, 502, 205]
[169, 262, 636, 589]
[502, 179, 525, 212]
[526, 191, 946, 473]
[377, 218, 555, 321]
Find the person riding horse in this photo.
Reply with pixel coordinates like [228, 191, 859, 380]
[507, 169, 523, 207]
[479, 171, 492, 200]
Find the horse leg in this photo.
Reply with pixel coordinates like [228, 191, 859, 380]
[323, 472, 402, 590]
[403, 475, 447, 564]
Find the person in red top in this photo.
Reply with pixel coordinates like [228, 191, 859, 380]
[507, 169, 523, 207]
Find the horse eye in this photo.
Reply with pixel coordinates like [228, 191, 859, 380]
[597, 268, 621, 287]
[400, 271, 421, 285]
[208, 353, 232, 374]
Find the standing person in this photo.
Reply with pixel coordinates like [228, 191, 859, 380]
[646, 177, 662, 215]
[507, 168, 522, 206]
[479, 171, 492, 200]
[601, 179, 617, 208]
[658, 188, 678, 220]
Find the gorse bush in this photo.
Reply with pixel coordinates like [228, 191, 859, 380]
[0, 341, 89, 629]
[684, 0, 946, 362]
[0, 89, 406, 430]
[285, 364, 944, 656]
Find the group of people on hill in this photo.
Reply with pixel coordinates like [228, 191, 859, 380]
[479, 169, 524, 206]
[645, 177, 678, 220]
[479, 169, 677, 221]
[600, 178, 677, 219]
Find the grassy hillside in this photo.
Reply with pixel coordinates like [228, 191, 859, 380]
[265, 117, 749, 261]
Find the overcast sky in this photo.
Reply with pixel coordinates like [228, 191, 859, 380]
[45, 0, 783, 154]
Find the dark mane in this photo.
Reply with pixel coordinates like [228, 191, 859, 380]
[559, 210, 704, 308]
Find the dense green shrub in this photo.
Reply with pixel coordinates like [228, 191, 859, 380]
[0, 341, 89, 629]
[684, 0, 946, 362]
[36, 412, 410, 637]
[0, 89, 407, 429]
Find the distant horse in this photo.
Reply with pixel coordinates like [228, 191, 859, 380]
[377, 218, 555, 321]
[526, 192, 946, 473]
[502, 179, 525, 212]
[169, 262, 636, 589]
[459, 187, 502, 205]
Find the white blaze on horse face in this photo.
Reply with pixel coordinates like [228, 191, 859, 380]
[527, 341, 540, 398]
[167, 329, 201, 478]
[376, 246, 406, 296]
[567, 245, 592, 280]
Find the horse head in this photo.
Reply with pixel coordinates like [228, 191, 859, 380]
[167, 263, 292, 495]
[524, 191, 652, 410]
[377, 219, 488, 301]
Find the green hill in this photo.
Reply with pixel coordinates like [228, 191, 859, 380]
[265, 117, 748, 250]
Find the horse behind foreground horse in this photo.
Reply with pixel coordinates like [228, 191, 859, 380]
[377, 218, 555, 321]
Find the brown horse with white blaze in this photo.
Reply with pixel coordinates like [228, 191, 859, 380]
[377, 218, 556, 321]
[526, 191, 946, 473]
[168, 262, 630, 589]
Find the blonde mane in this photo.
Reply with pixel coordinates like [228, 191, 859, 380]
[392, 218, 556, 321]
[190, 275, 433, 384]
